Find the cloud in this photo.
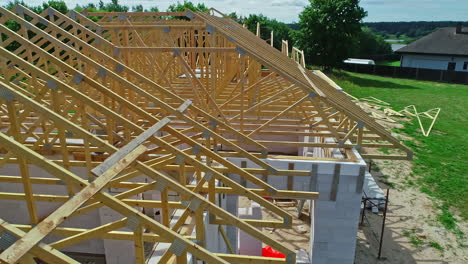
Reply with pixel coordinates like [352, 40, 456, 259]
[271, 0, 307, 7]
[363, 0, 387, 5]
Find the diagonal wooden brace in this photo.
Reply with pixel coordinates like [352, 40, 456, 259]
[0, 145, 147, 264]
[0, 100, 191, 263]
[91, 99, 191, 177]
[0, 219, 79, 264]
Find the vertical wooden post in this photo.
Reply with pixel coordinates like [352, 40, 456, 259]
[240, 54, 245, 133]
[6, 102, 38, 224]
[176, 253, 188, 264]
[52, 89, 74, 196]
[161, 189, 170, 227]
[270, 30, 274, 47]
[287, 163, 294, 190]
[240, 160, 247, 187]
[134, 225, 145, 264]
[196, 209, 205, 247]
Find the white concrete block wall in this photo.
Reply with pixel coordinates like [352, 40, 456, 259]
[205, 186, 229, 254]
[310, 162, 365, 264]
[363, 172, 386, 210]
[0, 160, 152, 262]
[225, 194, 239, 253]
[99, 206, 135, 264]
[0, 163, 106, 255]
[237, 202, 262, 256]
[226, 156, 366, 264]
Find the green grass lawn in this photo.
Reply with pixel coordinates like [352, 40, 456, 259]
[331, 71, 468, 231]
[376, 60, 400, 67]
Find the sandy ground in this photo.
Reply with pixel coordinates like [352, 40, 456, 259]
[354, 102, 467, 264]
[356, 158, 468, 264]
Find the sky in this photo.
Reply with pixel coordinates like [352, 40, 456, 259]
[0, 0, 466, 23]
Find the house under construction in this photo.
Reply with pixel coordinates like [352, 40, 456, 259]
[0, 6, 411, 264]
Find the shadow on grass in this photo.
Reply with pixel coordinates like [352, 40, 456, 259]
[331, 71, 421, 90]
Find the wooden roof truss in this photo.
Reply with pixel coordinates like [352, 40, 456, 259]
[0, 5, 321, 264]
[70, 8, 413, 160]
[0, 5, 411, 264]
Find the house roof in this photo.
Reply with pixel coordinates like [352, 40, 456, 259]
[396, 27, 468, 56]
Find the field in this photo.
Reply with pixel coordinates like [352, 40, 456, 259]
[331, 71, 468, 228]
[376, 60, 401, 67]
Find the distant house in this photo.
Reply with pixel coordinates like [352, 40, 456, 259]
[396, 24, 468, 72]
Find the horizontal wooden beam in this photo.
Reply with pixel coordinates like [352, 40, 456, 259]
[215, 253, 286, 264]
[0, 219, 79, 264]
[118, 47, 237, 52]
[88, 11, 187, 16]
[0, 145, 147, 264]
[100, 24, 206, 29]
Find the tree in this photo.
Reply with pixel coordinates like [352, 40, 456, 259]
[244, 14, 294, 50]
[102, 0, 128, 12]
[352, 27, 392, 57]
[296, 0, 367, 70]
[227, 12, 238, 20]
[41, 0, 68, 14]
[167, 1, 208, 12]
[132, 4, 144, 12]
[167, 1, 209, 20]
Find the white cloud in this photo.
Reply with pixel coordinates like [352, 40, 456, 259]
[271, 0, 307, 7]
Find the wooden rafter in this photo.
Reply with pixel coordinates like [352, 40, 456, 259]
[0, 4, 413, 264]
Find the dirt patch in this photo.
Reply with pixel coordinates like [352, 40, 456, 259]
[356, 158, 468, 264]
[354, 101, 467, 263]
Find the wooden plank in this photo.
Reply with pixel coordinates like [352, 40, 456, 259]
[49, 219, 128, 249]
[356, 166, 366, 194]
[5, 103, 38, 225]
[240, 161, 247, 187]
[0, 145, 147, 264]
[215, 253, 286, 264]
[218, 225, 235, 254]
[309, 164, 318, 192]
[0, 131, 228, 264]
[330, 164, 341, 201]
[91, 117, 171, 176]
[87, 11, 187, 16]
[287, 163, 294, 190]
[0, 219, 79, 264]
[117, 47, 236, 52]
[134, 225, 145, 264]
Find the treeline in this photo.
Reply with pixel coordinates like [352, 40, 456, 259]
[365, 21, 468, 38]
[3, 0, 208, 15]
[2, 0, 394, 68]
